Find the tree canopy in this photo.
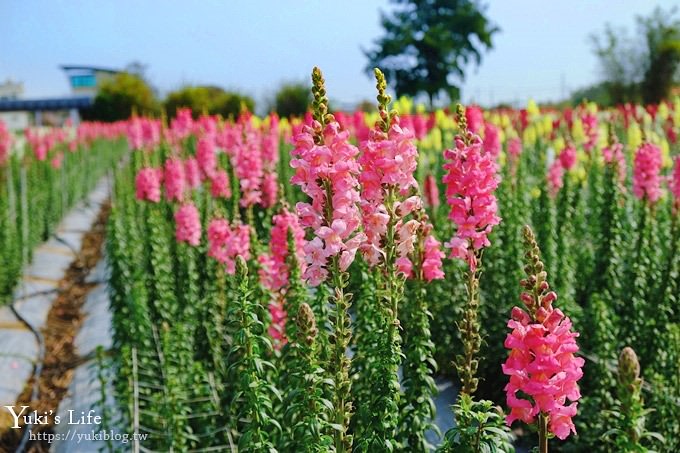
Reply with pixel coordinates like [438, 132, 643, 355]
[83, 72, 159, 122]
[164, 85, 255, 119]
[364, 0, 498, 107]
[272, 82, 311, 118]
[590, 6, 680, 105]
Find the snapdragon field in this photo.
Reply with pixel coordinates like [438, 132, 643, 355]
[2, 68, 680, 452]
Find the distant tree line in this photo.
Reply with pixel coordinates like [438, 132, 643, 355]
[83, 68, 312, 121]
[573, 6, 680, 106]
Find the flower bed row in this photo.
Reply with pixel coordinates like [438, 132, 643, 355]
[101, 69, 680, 452]
[0, 122, 127, 304]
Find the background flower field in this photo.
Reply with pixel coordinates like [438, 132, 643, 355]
[2, 69, 680, 451]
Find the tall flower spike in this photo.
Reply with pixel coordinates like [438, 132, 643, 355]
[354, 68, 424, 450]
[311, 66, 334, 139]
[443, 104, 501, 272]
[290, 67, 361, 452]
[633, 142, 663, 204]
[503, 225, 584, 448]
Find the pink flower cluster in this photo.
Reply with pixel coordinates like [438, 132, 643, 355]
[210, 170, 231, 199]
[25, 128, 67, 161]
[0, 121, 11, 165]
[184, 157, 201, 189]
[197, 136, 218, 179]
[126, 117, 161, 150]
[581, 112, 599, 152]
[602, 142, 626, 183]
[135, 167, 162, 203]
[558, 145, 577, 171]
[260, 114, 280, 208]
[419, 232, 445, 282]
[231, 116, 264, 207]
[268, 300, 287, 349]
[442, 134, 501, 271]
[169, 108, 194, 141]
[174, 203, 201, 246]
[358, 119, 419, 266]
[633, 142, 663, 203]
[503, 304, 584, 440]
[207, 219, 251, 274]
[290, 120, 365, 286]
[258, 209, 306, 292]
[507, 138, 522, 161]
[465, 105, 484, 133]
[424, 174, 440, 208]
[547, 145, 576, 197]
[483, 123, 501, 158]
[547, 161, 564, 196]
[163, 159, 186, 202]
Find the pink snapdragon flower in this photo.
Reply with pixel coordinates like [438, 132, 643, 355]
[0, 121, 11, 165]
[442, 133, 501, 271]
[231, 116, 264, 207]
[290, 120, 365, 286]
[483, 122, 501, 158]
[207, 219, 250, 274]
[135, 167, 162, 203]
[633, 142, 663, 204]
[126, 118, 144, 150]
[260, 115, 280, 208]
[261, 172, 278, 208]
[174, 203, 201, 246]
[184, 157, 201, 189]
[268, 300, 287, 349]
[507, 138, 522, 160]
[196, 136, 217, 179]
[50, 152, 64, 170]
[558, 145, 577, 170]
[503, 304, 584, 440]
[358, 117, 420, 266]
[465, 105, 484, 133]
[424, 174, 440, 208]
[503, 226, 584, 441]
[602, 142, 626, 183]
[259, 208, 306, 292]
[210, 170, 231, 199]
[422, 234, 445, 282]
[547, 161, 565, 197]
[581, 112, 599, 152]
[170, 108, 194, 141]
[163, 158, 186, 202]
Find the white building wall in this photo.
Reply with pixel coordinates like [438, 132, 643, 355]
[0, 111, 30, 130]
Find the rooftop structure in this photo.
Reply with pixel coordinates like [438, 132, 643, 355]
[61, 65, 121, 97]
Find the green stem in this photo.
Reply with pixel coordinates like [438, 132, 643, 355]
[539, 412, 549, 453]
[330, 255, 352, 453]
[459, 254, 481, 396]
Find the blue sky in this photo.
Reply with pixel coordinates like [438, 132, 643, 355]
[0, 0, 676, 108]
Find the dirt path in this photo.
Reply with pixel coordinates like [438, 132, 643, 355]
[0, 202, 110, 453]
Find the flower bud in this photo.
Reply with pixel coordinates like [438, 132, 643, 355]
[618, 346, 640, 384]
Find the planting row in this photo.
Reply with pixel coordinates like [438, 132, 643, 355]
[0, 121, 127, 304]
[98, 68, 680, 451]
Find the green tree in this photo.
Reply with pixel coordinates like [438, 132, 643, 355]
[639, 7, 680, 104]
[213, 90, 255, 119]
[164, 85, 255, 119]
[364, 0, 498, 107]
[272, 82, 311, 118]
[591, 6, 680, 105]
[590, 25, 643, 105]
[84, 72, 159, 121]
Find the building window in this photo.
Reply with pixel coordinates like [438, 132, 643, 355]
[70, 75, 97, 88]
